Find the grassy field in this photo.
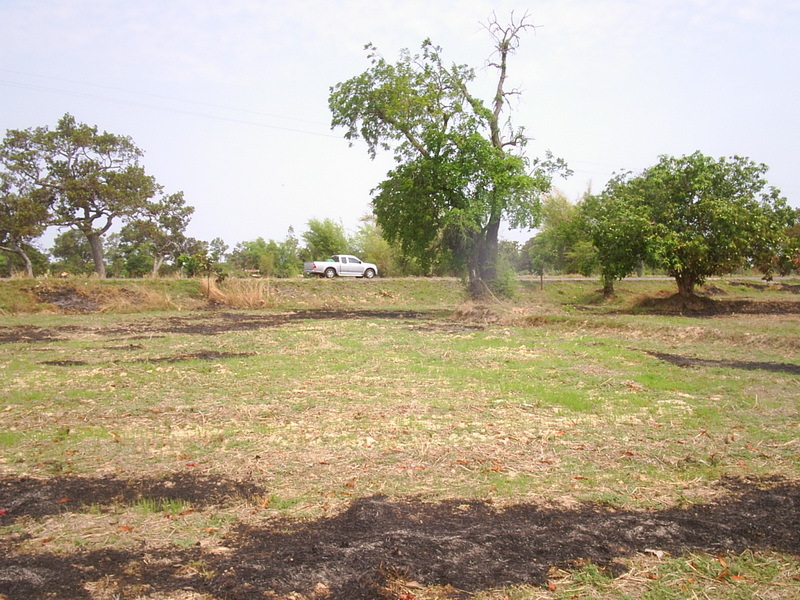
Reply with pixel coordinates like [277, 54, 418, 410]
[1, 276, 799, 599]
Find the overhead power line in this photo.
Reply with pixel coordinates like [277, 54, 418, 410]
[0, 69, 339, 139]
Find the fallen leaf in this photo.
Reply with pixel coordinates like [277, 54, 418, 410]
[56, 497, 71, 503]
[547, 580, 556, 592]
[117, 525, 133, 531]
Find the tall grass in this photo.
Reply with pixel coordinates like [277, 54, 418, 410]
[201, 278, 276, 308]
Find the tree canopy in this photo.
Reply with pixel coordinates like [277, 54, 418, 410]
[329, 14, 569, 296]
[0, 171, 49, 276]
[587, 152, 795, 297]
[0, 114, 180, 277]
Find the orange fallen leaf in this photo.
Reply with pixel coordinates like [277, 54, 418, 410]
[56, 497, 71, 503]
[117, 525, 133, 531]
[547, 580, 556, 592]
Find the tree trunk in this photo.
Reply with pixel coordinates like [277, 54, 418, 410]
[675, 272, 696, 298]
[0, 244, 34, 277]
[481, 217, 501, 282]
[86, 232, 106, 278]
[151, 255, 165, 278]
[602, 273, 615, 297]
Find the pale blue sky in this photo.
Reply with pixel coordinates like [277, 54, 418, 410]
[1, 0, 798, 248]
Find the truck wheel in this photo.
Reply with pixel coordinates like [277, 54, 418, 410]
[324, 268, 336, 278]
[363, 268, 375, 279]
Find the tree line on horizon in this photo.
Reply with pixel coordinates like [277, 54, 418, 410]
[2, 13, 799, 298]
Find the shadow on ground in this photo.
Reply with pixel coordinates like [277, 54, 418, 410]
[645, 350, 800, 375]
[1, 475, 798, 599]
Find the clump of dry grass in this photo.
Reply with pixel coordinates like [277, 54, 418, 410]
[100, 285, 185, 313]
[201, 278, 276, 308]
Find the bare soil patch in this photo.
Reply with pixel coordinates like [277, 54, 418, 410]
[1, 475, 797, 599]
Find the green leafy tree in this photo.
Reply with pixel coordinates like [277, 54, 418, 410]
[581, 184, 651, 296]
[273, 227, 302, 277]
[176, 251, 210, 278]
[228, 232, 300, 278]
[209, 237, 229, 263]
[1, 114, 162, 277]
[524, 191, 594, 276]
[591, 152, 794, 298]
[351, 215, 400, 276]
[780, 209, 800, 275]
[105, 230, 151, 277]
[302, 218, 350, 258]
[229, 238, 270, 273]
[0, 171, 49, 276]
[136, 192, 194, 276]
[50, 228, 95, 275]
[329, 14, 569, 296]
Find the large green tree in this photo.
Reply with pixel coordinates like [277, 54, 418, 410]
[116, 191, 195, 277]
[1, 114, 160, 277]
[0, 171, 49, 276]
[329, 14, 568, 296]
[582, 182, 652, 296]
[591, 152, 794, 298]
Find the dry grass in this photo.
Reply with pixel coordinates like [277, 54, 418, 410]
[201, 278, 277, 308]
[1, 278, 799, 599]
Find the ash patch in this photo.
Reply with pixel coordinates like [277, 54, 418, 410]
[2, 476, 796, 599]
[33, 285, 99, 313]
[0, 325, 70, 343]
[0, 473, 264, 522]
[645, 350, 800, 375]
[212, 477, 800, 598]
[0, 309, 433, 344]
[39, 359, 88, 366]
[141, 350, 255, 363]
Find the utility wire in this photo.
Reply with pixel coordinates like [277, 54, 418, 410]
[0, 70, 340, 139]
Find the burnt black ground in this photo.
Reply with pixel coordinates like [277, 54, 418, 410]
[1, 475, 798, 599]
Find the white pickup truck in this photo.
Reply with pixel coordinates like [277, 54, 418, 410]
[303, 255, 378, 279]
